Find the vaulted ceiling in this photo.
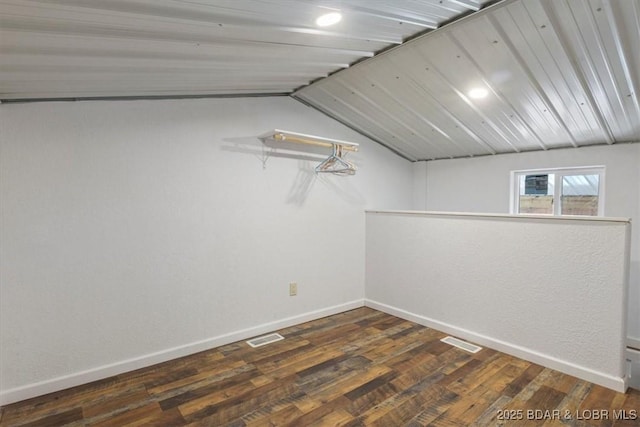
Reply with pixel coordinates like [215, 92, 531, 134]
[0, 0, 485, 99]
[295, 0, 640, 160]
[1, 0, 638, 161]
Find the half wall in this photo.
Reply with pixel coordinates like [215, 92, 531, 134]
[365, 210, 630, 392]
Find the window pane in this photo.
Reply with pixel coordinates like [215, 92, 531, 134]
[561, 174, 599, 216]
[518, 174, 554, 214]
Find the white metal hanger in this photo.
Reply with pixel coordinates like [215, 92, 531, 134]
[314, 144, 356, 175]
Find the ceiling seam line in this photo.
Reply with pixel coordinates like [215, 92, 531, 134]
[0, 92, 292, 103]
[325, 82, 433, 157]
[0, 2, 404, 45]
[292, 0, 517, 98]
[538, 0, 615, 144]
[291, 95, 416, 161]
[549, 0, 617, 142]
[415, 140, 640, 162]
[368, 64, 472, 157]
[342, 5, 438, 28]
[552, 2, 631, 139]
[350, 77, 456, 159]
[413, 44, 521, 154]
[601, 0, 640, 133]
[487, 8, 580, 147]
[399, 61, 497, 156]
[447, 32, 549, 151]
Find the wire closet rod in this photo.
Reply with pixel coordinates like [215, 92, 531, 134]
[259, 129, 359, 152]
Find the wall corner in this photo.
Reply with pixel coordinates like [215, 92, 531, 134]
[412, 161, 428, 210]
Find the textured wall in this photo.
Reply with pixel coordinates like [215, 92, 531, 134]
[0, 97, 413, 402]
[366, 211, 630, 391]
[423, 143, 640, 344]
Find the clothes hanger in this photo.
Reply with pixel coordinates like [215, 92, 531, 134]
[315, 144, 357, 175]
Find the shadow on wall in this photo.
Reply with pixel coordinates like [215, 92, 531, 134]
[286, 166, 367, 206]
[287, 163, 316, 206]
[222, 136, 327, 169]
[316, 174, 366, 206]
[222, 136, 366, 207]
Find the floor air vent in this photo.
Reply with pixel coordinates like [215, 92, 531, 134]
[441, 336, 482, 353]
[246, 333, 284, 348]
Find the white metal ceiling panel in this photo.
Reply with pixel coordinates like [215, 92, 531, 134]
[451, 11, 587, 148]
[296, 0, 640, 161]
[2, 0, 636, 162]
[0, 0, 485, 100]
[299, 85, 421, 159]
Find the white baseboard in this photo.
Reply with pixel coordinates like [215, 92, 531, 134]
[0, 299, 365, 406]
[365, 299, 627, 393]
[628, 336, 640, 350]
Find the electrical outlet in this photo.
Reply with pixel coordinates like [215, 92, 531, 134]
[289, 282, 297, 296]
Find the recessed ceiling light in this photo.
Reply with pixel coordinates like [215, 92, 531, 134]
[316, 12, 342, 27]
[468, 87, 489, 99]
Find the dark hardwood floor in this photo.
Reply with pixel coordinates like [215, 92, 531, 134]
[1, 308, 638, 426]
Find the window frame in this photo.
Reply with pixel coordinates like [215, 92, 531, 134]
[510, 166, 605, 216]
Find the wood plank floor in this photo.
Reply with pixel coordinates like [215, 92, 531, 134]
[1, 308, 638, 426]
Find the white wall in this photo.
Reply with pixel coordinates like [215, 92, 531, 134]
[412, 161, 428, 210]
[422, 143, 640, 344]
[0, 97, 413, 404]
[366, 211, 631, 392]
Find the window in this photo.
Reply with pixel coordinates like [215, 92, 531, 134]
[511, 167, 604, 216]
